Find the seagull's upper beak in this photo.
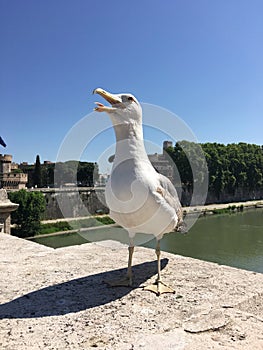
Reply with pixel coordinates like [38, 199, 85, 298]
[93, 88, 122, 112]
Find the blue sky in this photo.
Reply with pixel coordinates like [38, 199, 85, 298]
[1, 0, 262, 169]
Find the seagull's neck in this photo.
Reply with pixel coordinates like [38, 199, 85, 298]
[113, 121, 149, 164]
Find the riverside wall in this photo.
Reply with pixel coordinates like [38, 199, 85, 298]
[34, 187, 263, 220]
[182, 187, 263, 206]
[36, 188, 109, 220]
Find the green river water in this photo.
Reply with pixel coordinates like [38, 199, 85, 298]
[33, 208, 263, 273]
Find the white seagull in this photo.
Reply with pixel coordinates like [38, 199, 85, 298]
[93, 88, 184, 295]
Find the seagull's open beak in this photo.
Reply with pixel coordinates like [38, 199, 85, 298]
[93, 88, 122, 112]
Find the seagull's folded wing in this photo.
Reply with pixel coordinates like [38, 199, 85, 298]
[156, 173, 184, 231]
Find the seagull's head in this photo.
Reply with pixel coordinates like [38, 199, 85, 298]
[93, 88, 142, 124]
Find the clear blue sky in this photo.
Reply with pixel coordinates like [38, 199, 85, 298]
[1, 0, 262, 168]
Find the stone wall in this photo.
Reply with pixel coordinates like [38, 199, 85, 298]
[206, 187, 263, 204]
[40, 188, 109, 220]
[181, 187, 263, 206]
[40, 186, 263, 220]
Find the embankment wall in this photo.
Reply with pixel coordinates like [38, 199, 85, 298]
[26, 187, 263, 220]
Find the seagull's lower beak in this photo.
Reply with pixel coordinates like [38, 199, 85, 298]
[93, 88, 122, 112]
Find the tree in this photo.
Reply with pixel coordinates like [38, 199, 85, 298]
[54, 161, 99, 187]
[77, 162, 99, 186]
[8, 190, 46, 238]
[165, 141, 207, 190]
[166, 141, 263, 199]
[33, 155, 42, 188]
[20, 159, 99, 188]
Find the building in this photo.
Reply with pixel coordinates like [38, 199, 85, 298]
[162, 140, 173, 149]
[95, 173, 110, 187]
[148, 141, 175, 182]
[0, 154, 28, 190]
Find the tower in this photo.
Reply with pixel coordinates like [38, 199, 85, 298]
[0, 154, 28, 189]
[0, 154, 12, 188]
[0, 154, 12, 174]
[163, 141, 173, 151]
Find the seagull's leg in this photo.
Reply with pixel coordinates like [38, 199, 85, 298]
[144, 239, 175, 296]
[107, 239, 134, 287]
[127, 241, 134, 285]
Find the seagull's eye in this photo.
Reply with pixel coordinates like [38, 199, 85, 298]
[122, 95, 138, 104]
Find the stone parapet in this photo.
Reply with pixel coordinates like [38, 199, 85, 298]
[0, 233, 263, 349]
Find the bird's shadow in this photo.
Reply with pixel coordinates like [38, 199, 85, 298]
[0, 258, 168, 319]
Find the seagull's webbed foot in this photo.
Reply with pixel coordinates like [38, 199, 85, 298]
[144, 240, 175, 295]
[106, 275, 132, 288]
[144, 280, 175, 296]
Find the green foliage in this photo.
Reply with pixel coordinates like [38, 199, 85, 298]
[12, 168, 23, 174]
[39, 216, 115, 236]
[8, 190, 46, 238]
[19, 159, 98, 188]
[165, 141, 208, 190]
[202, 142, 263, 196]
[78, 162, 99, 186]
[68, 216, 115, 230]
[211, 205, 243, 215]
[165, 141, 263, 197]
[41, 164, 55, 188]
[33, 155, 42, 188]
[96, 216, 115, 225]
[39, 221, 72, 235]
[48, 160, 98, 187]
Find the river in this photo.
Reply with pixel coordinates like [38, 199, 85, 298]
[33, 208, 263, 273]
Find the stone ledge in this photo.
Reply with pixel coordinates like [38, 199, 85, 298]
[0, 233, 263, 349]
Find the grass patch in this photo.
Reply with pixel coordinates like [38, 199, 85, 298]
[96, 216, 115, 225]
[211, 205, 243, 215]
[212, 208, 231, 215]
[38, 216, 115, 236]
[39, 221, 72, 235]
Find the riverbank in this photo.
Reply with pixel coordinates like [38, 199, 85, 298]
[0, 233, 263, 349]
[184, 199, 263, 215]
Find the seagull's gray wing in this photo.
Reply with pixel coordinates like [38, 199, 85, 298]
[156, 173, 185, 232]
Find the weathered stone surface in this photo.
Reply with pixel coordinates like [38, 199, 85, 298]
[0, 233, 263, 349]
[183, 309, 227, 333]
[0, 189, 9, 202]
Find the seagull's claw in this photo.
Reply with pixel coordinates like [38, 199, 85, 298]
[144, 280, 175, 296]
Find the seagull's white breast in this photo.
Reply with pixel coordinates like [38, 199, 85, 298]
[105, 158, 178, 238]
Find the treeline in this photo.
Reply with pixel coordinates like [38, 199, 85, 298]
[19, 156, 99, 188]
[165, 141, 263, 198]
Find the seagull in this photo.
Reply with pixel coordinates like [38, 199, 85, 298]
[93, 88, 184, 295]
